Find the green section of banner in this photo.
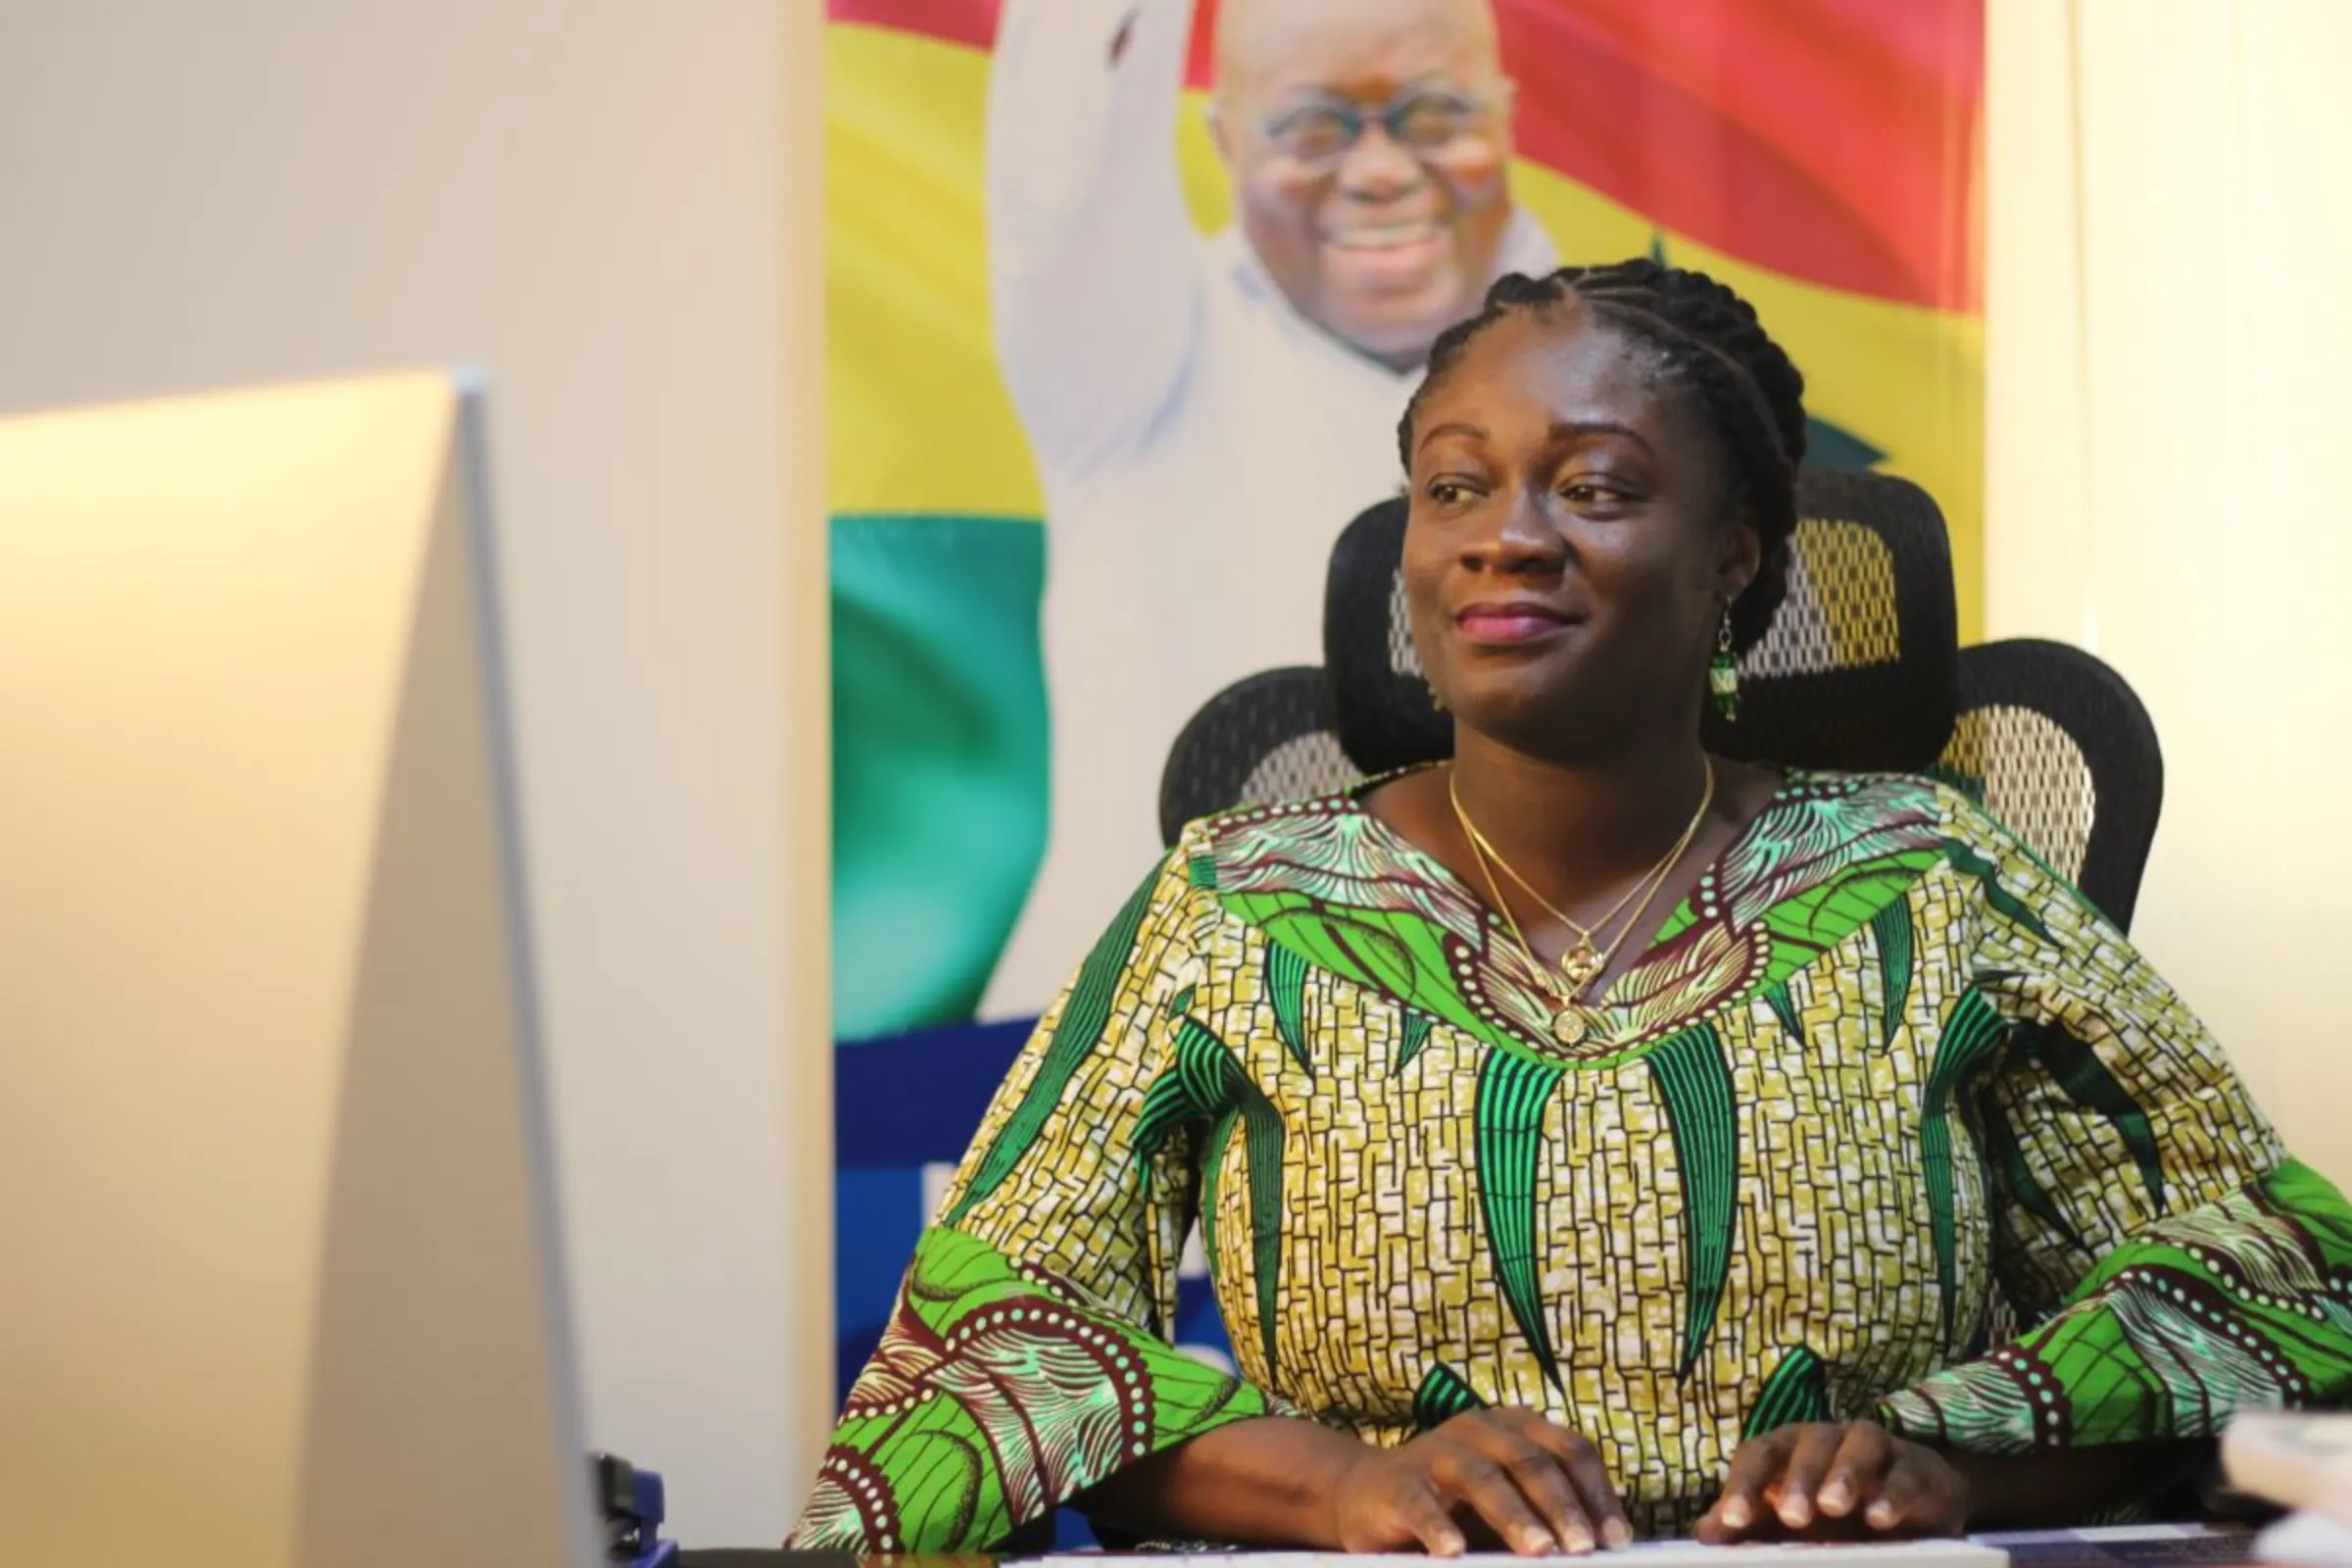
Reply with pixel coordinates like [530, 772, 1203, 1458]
[832, 514, 1050, 1040]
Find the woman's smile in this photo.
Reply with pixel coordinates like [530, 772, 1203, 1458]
[1453, 597, 1581, 646]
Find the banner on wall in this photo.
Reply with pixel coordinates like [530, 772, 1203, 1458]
[827, 0, 1984, 1400]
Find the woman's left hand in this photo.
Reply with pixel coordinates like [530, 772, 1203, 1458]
[1695, 1422, 1969, 1543]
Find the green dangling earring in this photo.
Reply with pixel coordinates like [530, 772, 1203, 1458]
[1708, 602, 1740, 722]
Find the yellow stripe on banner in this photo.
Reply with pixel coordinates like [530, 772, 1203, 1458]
[827, 25, 1044, 519]
[1175, 88, 1229, 233]
[831, 28, 1983, 640]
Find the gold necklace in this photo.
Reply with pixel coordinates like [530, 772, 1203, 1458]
[1456, 824, 1610, 1047]
[1451, 784, 1688, 985]
[1524, 762, 1711, 967]
[1447, 760, 1717, 1047]
[1446, 761, 1715, 990]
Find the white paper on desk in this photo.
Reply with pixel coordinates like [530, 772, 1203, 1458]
[1040, 1543, 2008, 1568]
[2228, 1412, 2352, 1531]
[2256, 1510, 2352, 1564]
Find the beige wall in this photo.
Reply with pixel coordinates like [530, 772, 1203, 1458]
[1986, 0, 2352, 1180]
[0, 0, 829, 1544]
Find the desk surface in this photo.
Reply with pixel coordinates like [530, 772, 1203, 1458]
[674, 1523, 2259, 1568]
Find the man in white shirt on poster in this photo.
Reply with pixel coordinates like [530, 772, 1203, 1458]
[981, 0, 1556, 1015]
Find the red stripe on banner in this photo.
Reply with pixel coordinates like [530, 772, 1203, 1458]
[827, 0, 999, 50]
[833, 0, 1981, 311]
[1492, 0, 1984, 312]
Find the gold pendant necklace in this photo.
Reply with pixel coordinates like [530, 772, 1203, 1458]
[1448, 760, 1717, 1046]
[1550, 1004, 1597, 1047]
[1453, 765, 1713, 988]
[1556, 940, 1604, 993]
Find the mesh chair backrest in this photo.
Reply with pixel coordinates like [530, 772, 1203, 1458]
[1325, 469, 1960, 775]
[1162, 484, 2164, 938]
[1933, 638, 2164, 932]
[1157, 667, 1360, 844]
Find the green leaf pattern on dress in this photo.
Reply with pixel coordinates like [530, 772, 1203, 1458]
[1475, 1050, 1569, 1386]
[1647, 1022, 1740, 1378]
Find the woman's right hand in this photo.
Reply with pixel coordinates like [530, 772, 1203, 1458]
[1327, 1408, 1631, 1556]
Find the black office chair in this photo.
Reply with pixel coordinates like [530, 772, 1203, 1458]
[1936, 639, 2165, 932]
[1157, 667, 1348, 845]
[1159, 471, 2165, 934]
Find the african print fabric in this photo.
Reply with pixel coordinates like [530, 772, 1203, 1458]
[792, 771, 2352, 1549]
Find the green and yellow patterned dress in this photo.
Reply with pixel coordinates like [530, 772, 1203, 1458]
[793, 771, 2352, 1549]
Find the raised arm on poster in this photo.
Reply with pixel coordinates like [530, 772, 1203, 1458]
[987, 0, 1544, 466]
[986, 0, 1200, 473]
[978, 0, 1558, 1019]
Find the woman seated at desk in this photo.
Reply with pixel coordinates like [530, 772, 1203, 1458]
[793, 259, 2352, 1554]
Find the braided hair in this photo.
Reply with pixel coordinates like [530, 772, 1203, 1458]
[1396, 258, 1807, 653]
